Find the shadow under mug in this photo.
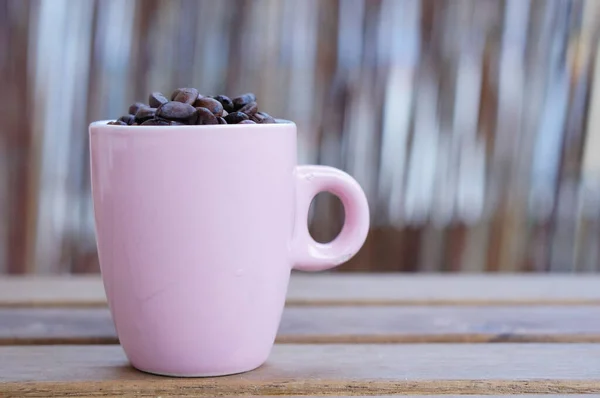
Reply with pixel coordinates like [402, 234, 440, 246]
[89, 120, 370, 377]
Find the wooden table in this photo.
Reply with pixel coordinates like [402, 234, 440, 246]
[1, 273, 600, 397]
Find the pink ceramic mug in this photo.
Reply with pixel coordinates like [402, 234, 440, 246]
[89, 120, 369, 377]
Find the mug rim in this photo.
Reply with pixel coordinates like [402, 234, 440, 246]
[89, 119, 295, 133]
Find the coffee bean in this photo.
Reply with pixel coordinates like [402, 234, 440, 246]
[135, 107, 157, 123]
[193, 97, 223, 116]
[157, 101, 198, 124]
[149, 92, 169, 108]
[141, 118, 171, 126]
[232, 93, 256, 110]
[171, 88, 199, 105]
[118, 114, 135, 125]
[253, 111, 276, 124]
[238, 101, 258, 116]
[170, 89, 181, 100]
[113, 88, 279, 128]
[195, 107, 218, 125]
[156, 118, 184, 125]
[128, 102, 146, 115]
[213, 95, 234, 113]
[224, 111, 249, 124]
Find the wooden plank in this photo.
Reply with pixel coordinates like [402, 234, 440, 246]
[286, 274, 600, 305]
[3, 306, 600, 345]
[1, 344, 599, 396]
[2, 274, 600, 307]
[0, 276, 105, 307]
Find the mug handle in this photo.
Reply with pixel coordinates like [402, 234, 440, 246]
[291, 165, 370, 271]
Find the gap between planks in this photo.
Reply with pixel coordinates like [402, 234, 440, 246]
[6, 298, 600, 308]
[1, 345, 600, 396]
[5, 334, 600, 346]
[3, 306, 600, 345]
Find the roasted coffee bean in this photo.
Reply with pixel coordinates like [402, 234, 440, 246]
[213, 95, 234, 113]
[238, 101, 258, 116]
[232, 93, 256, 110]
[113, 88, 279, 128]
[193, 97, 223, 116]
[224, 111, 249, 124]
[149, 92, 169, 108]
[154, 117, 184, 125]
[128, 102, 146, 115]
[141, 118, 171, 126]
[118, 114, 135, 125]
[195, 107, 218, 125]
[171, 88, 199, 105]
[135, 107, 157, 123]
[252, 111, 276, 124]
[170, 88, 181, 100]
[157, 101, 198, 124]
[261, 114, 276, 124]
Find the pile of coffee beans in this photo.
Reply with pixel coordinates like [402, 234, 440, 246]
[107, 88, 277, 126]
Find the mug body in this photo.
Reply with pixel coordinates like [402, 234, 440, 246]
[89, 121, 297, 376]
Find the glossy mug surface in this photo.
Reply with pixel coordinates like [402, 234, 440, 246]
[89, 120, 369, 377]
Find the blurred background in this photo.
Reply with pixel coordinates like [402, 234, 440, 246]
[2, 0, 600, 274]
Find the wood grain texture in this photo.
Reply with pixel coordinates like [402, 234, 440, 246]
[2, 274, 600, 307]
[1, 345, 599, 396]
[3, 306, 600, 345]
